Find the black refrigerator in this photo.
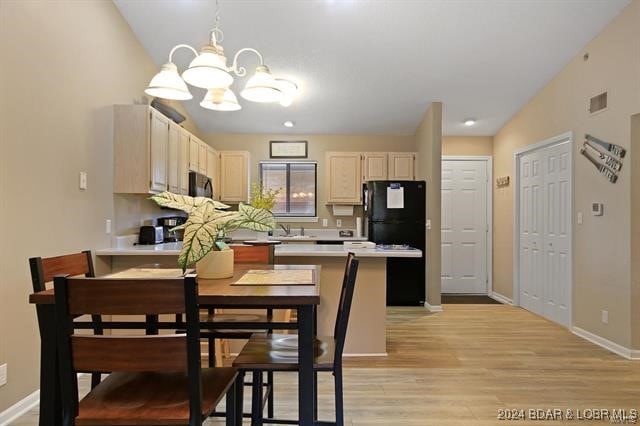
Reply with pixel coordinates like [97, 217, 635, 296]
[364, 180, 426, 306]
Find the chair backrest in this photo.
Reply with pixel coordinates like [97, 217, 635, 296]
[333, 253, 359, 364]
[54, 274, 202, 420]
[232, 244, 274, 264]
[29, 250, 94, 292]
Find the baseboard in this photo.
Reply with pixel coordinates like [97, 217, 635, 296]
[488, 291, 513, 305]
[424, 302, 443, 312]
[0, 389, 40, 426]
[572, 326, 640, 360]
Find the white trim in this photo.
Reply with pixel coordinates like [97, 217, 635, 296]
[512, 132, 573, 329]
[441, 156, 493, 295]
[424, 302, 443, 312]
[488, 291, 513, 305]
[0, 390, 40, 426]
[572, 326, 640, 360]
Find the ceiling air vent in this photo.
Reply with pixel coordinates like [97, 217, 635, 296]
[588, 91, 608, 115]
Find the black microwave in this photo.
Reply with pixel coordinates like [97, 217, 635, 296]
[189, 171, 212, 198]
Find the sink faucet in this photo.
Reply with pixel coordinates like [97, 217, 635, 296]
[279, 224, 291, 236]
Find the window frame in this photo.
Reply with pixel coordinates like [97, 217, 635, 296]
[259, 161, 318, 218]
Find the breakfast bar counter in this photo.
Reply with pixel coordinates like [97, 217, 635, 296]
[96, 243, 422, 355]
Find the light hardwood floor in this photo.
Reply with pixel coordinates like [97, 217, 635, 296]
[13, 305, 640, 425]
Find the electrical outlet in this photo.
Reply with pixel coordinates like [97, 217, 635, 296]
[322, 218, 328, 227]
[602, 310, 609, 324]
[577, 212, 583, 225]
[0, 363, 7, 387]
[105, 219, 112, 234]
[79, 171, 87, 190]
[426, 219, 432, 230]
[336, 219, 342, 228]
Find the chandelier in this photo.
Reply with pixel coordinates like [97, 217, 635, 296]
[145, 2, 298, 112]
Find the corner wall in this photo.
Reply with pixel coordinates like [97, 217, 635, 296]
[0, 1, 199, 411]
[492, 0, 640, 348]
[631, 113, 640, 350]
[415, 103, 443, 307]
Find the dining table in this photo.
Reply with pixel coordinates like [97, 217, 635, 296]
[29, 263, 321, 426]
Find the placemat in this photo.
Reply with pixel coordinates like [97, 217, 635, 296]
[232, 269, 314, 286]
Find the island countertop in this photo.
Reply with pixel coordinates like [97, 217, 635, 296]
[96, 243, 421, 258]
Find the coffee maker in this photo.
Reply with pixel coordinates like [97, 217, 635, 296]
[156, 216, 187, 242]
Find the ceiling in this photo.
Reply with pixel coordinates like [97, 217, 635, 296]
[114, 0, 628, 136]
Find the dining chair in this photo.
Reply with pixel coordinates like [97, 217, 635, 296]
[53, 273, 239, 426]
[29, 250, 103, 389]
[232, 253, 359, 426]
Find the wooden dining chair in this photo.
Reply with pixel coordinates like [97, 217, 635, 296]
[29, 250, 104, 389]
[232, 253, 359, 426]
[53, 273, 239, 426]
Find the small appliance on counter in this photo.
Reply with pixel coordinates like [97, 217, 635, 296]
[157, 216, 187, 242]
[138, 226, 164, 245]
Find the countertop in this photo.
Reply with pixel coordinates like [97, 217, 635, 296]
[96, 243, 421, 258]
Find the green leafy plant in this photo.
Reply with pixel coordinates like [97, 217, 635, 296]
[151, 192, 276, 270]
[250, 182, 281, 211]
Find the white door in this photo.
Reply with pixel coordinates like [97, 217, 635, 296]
[441, 159, 489, 294]
[518, 139, 571, 327]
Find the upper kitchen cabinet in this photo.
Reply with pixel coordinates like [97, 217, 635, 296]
[362, 152, 388, 181]
[114, 105, 172, 194]
[388, 152, 417, 180]
[206, 146, 220, 199]
[178, 127, 190, 195]
[167, 121, 180, 193]
[220, 151, 250, 203]
[326, 152, 362, 204]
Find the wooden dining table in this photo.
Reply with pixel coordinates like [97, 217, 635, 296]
[29, 263, 321, 426]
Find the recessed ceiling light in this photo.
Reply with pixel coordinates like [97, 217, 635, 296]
[464, 119, 476, 126]
[283, 121, 295, 128]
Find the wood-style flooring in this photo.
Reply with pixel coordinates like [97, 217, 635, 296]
[13, 305, 640, 425]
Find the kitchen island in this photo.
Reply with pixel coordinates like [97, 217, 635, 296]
[96, 243, 421, 355]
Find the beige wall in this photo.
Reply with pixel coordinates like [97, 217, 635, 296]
[631, 114, 640, 349]
[0, 1, 200, 410]
[205, 133, 416, 229]
[443, 136, 493, 157]
[414, 103, 443, 307]
[492, 0, 640, 348]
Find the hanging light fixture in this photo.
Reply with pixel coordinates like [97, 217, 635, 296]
[144, 0, 299, 111]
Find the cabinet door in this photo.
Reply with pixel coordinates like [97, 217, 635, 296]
[212, 150, 220, 200]
[362, 152, 388, 181]
[388, 152, 416, 180]
[220, 151, 249, 202]
[198, 141, 207, 175]
[167, 123, 180, 193]
[189, 137, 199, 172]
[206, 148, 219, 199]
[179, 128, 190, 194]
[149, 109, 169, 192]
[326, 152, 362, 204]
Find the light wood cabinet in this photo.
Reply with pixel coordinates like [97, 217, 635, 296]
[388, 152, 416, 180]
[189, 137, 199, 172]
[198, 141, 207, 175]
[167, 122, 180, 193]
[326, 152, 362, 204]
[206, 147, 220, 199]
[362, 152, 388, 182]
[178, 128, 190, 195]
[149, 109, 169, 192]
[220, 151, 250, 203]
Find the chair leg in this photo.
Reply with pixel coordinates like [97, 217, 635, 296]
[251, 371, 264, 426]
[267, 371, 274, 418]
[226, 379, 236, 426]
[235, 371, 245, 426]
[334, 368, 344, 426]
[208, 337, 216, 368]
[313, 370, 318, 421]
[90, 373, 101, 389]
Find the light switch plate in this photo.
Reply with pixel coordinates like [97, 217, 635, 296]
[602, 310, 609, 324]
[105, 219, 112, 234]
[577, 212, 583, 225]
[0, 364, 7, 387]
[426, 219, 432, 230]
[79, 171, 87, 190]
[336, 219, 342, 228]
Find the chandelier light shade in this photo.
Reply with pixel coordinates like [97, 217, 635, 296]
[240, 65, 283, 103]
[181, 45, 233, 89]
[144, 2, 299, 112]
[200, 88, 241, 111]
[145, 62, 193, 101]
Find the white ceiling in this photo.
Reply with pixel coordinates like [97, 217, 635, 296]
[114, 0, 628, 136]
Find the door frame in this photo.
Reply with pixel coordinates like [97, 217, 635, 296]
[512, 131, 573, 326]
[441, 156, 493, 295]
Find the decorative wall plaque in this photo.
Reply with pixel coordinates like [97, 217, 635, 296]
[269, 141, 308, 158]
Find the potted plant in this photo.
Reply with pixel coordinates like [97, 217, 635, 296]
[150, 192, 276, 278]
[249, 183, 281, 241]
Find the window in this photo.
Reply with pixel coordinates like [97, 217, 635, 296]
[260, 162, 317, 217]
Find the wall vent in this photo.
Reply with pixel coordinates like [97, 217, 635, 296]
[588, 91, 608, 115]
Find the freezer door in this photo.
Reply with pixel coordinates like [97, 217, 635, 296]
[367, 181, 426, 222]
[369, 222, 425, 248]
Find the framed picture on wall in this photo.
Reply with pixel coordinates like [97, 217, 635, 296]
[270, 141, 308, 158]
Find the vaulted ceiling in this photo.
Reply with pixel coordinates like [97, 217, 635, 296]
[115, 0, 629, 135]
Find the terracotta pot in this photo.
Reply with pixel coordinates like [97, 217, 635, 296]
[196, 249, 234, 279]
